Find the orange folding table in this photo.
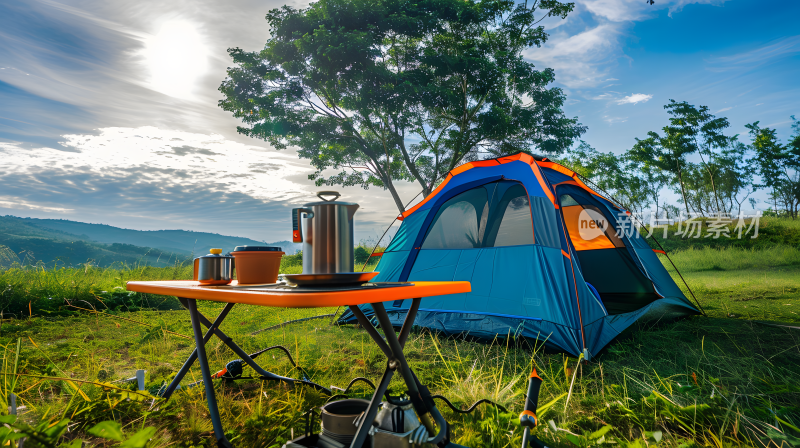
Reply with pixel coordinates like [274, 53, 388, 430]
[126, 280, 471, 448]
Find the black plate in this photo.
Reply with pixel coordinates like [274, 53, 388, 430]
[283, 272, 379, 286]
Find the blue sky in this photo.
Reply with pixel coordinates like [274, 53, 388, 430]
[1, 0, 798, 242]
[525, 0, 800, 153]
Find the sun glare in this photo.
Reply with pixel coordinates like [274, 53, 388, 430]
[143, 20, 209, 100]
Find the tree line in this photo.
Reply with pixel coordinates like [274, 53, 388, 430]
[218, 0, 799, 219]
[560, 102, 800, 220]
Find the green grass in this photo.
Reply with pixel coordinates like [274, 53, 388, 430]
[658, 250, 800, 324]
[661, 246, 800, 272]
[0, 253, 376, 317]
[0, 263, 193, 318]
[646, 216, 800, 252]
[1, 239, 799, 446]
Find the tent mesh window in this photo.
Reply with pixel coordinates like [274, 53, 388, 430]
[422, 186, 490, 249]
[485, 183, 534, 247]
[422, 181, 534, 249]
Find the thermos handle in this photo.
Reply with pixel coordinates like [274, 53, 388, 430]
[193, 258, 199, 281]
[292, 208, 314, 243]
[317, 191, 340, 202]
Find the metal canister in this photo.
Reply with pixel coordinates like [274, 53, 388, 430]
[292, 191, 359, 274]
[193, 249, 233, 285]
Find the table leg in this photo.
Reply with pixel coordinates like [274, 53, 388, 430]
[180, 298, 331, 393]
[371, 301, 446, 443]
[161, 302, 235, 399]
[349, 364, 394, 448]
[346, 300, 422, 448]
[346, 299, 446, 445]
[398, 297, 420, 348]
[347, 305, 393, 359]
[371, 303, 424, 409]
[181, 299, 301, 385]
[186, 299, 233, 448]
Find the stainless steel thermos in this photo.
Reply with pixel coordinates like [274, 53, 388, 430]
[292, 191, 360, 274]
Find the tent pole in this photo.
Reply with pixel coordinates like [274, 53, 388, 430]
[360, 188, 430, 272]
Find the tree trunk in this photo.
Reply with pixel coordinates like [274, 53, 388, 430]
[366, 147, 407, 215]
[385, 179, 406, 214]
[706, 168, 722, 214]
[697, 146, 722, 214]
[677, 166, 690, 217]
[398, 140, 431, 197]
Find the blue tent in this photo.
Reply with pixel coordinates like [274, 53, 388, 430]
[340, 153, 698, 360]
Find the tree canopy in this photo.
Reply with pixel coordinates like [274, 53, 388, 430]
[747, 116, 800, 217]
[219, 0, 585, 212]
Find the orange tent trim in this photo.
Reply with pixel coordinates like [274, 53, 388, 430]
[399, 153, 556, 221]
[536, 161, 616, 206]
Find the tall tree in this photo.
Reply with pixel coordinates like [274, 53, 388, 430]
[629, 100, 731, 215]
[637, 162, 671, 219]
[714, 140, 755, 215]
[747, 117, 800, 218]
[629, 127, 693, 215]
[558, 141, 652, 219]
[662, 101, 730, 212]
[218, 0, 585, 212]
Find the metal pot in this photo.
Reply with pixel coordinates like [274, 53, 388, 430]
[193, 249, 233, 285]
[320, 399, 370, 444]
[292, 191, 359, 274]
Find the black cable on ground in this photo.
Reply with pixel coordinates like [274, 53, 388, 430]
[321, 374, 507, 415]
[249, 345, 312, 381]
[432, 395, 508, 414]
[331, 376, 376, 394]
[250, 314, 335, 335]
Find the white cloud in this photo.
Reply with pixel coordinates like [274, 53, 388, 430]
[0, 198, 74, 213]
[576, 0, 728, 22]
[715, 106, 733, 113]
[9, 126, 312, 203]
[525, 0, 733, 89]
[0, 127, 312, 232]
[617, 93, 653, 105]
[579, 0, 651, 22]
[665, 0, 729, 17]
[0, 126, 417, 238]
[706, 35, 800, 72]
[525, 24, 623, 88]
[603, 115, 628, 124]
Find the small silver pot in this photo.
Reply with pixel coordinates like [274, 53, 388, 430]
[193, 249, 233, 285]
[320, 399, 370, 443]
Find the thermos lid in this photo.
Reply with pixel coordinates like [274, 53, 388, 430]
[232, 246, 283, 252]
[303, 190, 359, 207]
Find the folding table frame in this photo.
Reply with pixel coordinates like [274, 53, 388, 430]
[129, 283, 463, 448]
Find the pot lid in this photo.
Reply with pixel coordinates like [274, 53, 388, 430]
[198, 248, 233, 258]
[232, 246, 283, 252]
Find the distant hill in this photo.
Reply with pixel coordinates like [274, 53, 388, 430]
[0, 215, 300, 267]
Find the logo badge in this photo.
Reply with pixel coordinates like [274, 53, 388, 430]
[578, 209, 608, 241]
